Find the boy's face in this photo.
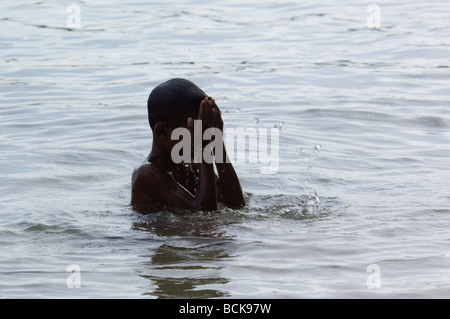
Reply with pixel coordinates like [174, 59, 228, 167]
[159, 108, 199, 161]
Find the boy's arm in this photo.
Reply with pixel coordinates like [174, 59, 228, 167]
[209, 98, 245, 209]
[215, 146, 245, 209]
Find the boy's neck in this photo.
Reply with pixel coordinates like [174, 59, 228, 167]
[148, 144, 178, 172]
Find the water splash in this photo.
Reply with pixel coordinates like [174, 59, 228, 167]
[245, 193, 338, 221]
[296, 144, 323, 215]
[297, 144, 322, 165]
[304, 190, 321, 215]
[274, 121, 287, 131]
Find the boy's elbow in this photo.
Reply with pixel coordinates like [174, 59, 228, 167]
[224, 195, 246, 210]
[197, 199, 218, 212]
[230, 200, 245, 210]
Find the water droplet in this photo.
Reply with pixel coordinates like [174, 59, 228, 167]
[314, 194, 320, 203]
[274, 121, 284, 130]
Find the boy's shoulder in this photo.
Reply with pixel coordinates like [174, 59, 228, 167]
[130, 161, 168, 205]
[131, 161, 153, 180]
[131, 160, 169, 187]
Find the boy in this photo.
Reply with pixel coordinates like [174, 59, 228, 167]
[130, 78, 245, 211]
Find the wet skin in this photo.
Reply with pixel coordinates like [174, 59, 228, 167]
[131, 97, 245, 211]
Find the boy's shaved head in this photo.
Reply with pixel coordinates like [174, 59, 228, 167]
[147, 78, 207, 131]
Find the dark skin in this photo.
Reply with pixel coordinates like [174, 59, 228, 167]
[131, 97, 245, 211]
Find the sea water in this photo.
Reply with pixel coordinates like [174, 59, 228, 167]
[1, 0, 450, 298]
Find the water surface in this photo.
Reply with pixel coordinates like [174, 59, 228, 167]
[1, 0, 450, 298]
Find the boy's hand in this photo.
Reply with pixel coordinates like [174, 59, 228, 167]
[210, 97, 223, 131]
[187, 97, 223, 148]
[197, 97, 222, 131]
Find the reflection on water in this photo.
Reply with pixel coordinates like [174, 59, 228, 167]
[139, 242, 231, 298]
[132, 210, 236, 298]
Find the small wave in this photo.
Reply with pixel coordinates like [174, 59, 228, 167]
[29, 23, 105, 32]
[22, 222, 96, 240]
[407, 116, 447, 128]
[246, 193, 343, 221]
[24, 223, 60, 232]
[131, 193, 344, 238]
[132, 209, 233, 238]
